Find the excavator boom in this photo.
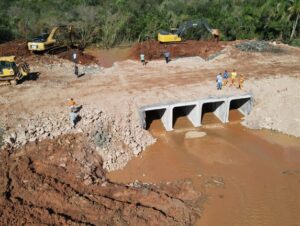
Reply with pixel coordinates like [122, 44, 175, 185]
[27, 25, 75, 52]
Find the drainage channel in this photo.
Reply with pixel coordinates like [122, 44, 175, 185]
[140, 94, 252, 131]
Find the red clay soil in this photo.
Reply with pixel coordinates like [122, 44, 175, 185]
[57, 49, 100, 65]
[0, 39, 99, 65]
[0, 134, 203, 225]
[130, 40, 228, 60]
[0, 40, 31, 58]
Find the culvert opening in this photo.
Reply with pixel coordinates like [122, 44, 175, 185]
[229, 98, 251, 121]
[145, 109, 166, 130]
[172, 105, 195, 129]
[201, 101, 224, 124]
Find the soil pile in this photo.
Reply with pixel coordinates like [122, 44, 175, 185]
[130, 40, 226, 60]
[0, 40, 99, 65]
[0, 134, 203, 225]
[0, 39, 30, 57]
[57, 49, 100, 65]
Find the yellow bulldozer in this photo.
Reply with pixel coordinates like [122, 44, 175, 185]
[0, 56, 30, 85]
[158, 19, 220, 43]
[27, 25, 81, 53]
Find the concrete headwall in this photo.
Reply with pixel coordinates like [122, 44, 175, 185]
[139, 94, 253, 131]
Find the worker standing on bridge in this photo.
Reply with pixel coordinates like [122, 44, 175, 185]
[223, 70, 229, 86]
[230, 69, 237, 87]
[216, 73, 223, 90]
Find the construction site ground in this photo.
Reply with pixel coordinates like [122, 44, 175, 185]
[1, 40, 300, 225]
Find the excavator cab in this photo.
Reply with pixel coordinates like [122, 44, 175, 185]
[158, 30, 182, 43]
[0, 56, 30, 85]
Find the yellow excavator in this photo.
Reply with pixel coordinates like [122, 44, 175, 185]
[27, 25, 78, 53]
[0, 56, 30, 85]
[158, 19, 220, 43]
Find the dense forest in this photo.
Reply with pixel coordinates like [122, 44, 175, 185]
[0, 0, 299, 47]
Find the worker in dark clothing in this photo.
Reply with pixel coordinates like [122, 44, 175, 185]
[74, 64, 79, 77]
[164, 51, 170, 63]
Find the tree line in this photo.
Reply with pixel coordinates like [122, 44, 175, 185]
[0, 0, 299, 47]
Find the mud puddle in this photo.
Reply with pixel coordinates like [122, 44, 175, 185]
[85, 47, 131, 67]
[108, 118, 300, 226]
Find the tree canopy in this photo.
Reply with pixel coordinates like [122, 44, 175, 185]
[0, 0, 299, 47]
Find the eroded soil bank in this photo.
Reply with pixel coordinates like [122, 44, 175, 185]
[0, 134, 203, 225]
[108, 119, 300, 226]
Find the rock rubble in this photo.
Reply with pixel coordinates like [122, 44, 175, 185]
[1, 106, 155, 171]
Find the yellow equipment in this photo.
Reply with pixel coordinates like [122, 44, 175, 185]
[158, 19, 220, 43]
[0, 56, 30, 85]
[27, 25, 76, 53]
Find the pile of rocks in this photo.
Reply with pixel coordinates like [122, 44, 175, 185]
[235, 41, 281, 52]
[33, 58, 103, 76]
[1, 106, 155, 171]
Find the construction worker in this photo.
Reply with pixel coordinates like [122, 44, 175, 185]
[67, 98, 80, 128]
[72, 51, 77, 64]
[67, 98, 77, 111]
[69, 111, 78, 128]
[230, 69, 237, 87]
[238, 74, 245, 89]
[164, 51, 170, 63]
[140, 53, 146, 66]
[216, 72, 223, 90]
[74, 64, 79, 77]
[223, 70, 229, 86]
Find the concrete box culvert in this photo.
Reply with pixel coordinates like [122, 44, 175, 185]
[171, 103, 200, 128]
[227, 95, 253, 122]
[200, 99, 227, 124]
[140, 94, 253, 131]
[140, 105, 172, 131]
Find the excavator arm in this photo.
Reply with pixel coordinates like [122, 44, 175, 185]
[28, 25, 74, 52]
[176, 19, 219, 38]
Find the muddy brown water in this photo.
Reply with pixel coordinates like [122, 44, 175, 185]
[85, 47, 131, 67]
[108, 113, 300, 226]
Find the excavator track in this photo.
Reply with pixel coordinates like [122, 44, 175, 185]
[0, 81, 14, 86]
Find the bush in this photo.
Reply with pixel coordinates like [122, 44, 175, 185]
[290, 38, 300, 47]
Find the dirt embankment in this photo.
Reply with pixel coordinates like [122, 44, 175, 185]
[0, 39, 98, 65]
[130, 40, 227, 60]
[57, 49, 99, 65]
[1, 39, 229, 66]
[0, 134, 203, 225]
[0, 39, 31, 58]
